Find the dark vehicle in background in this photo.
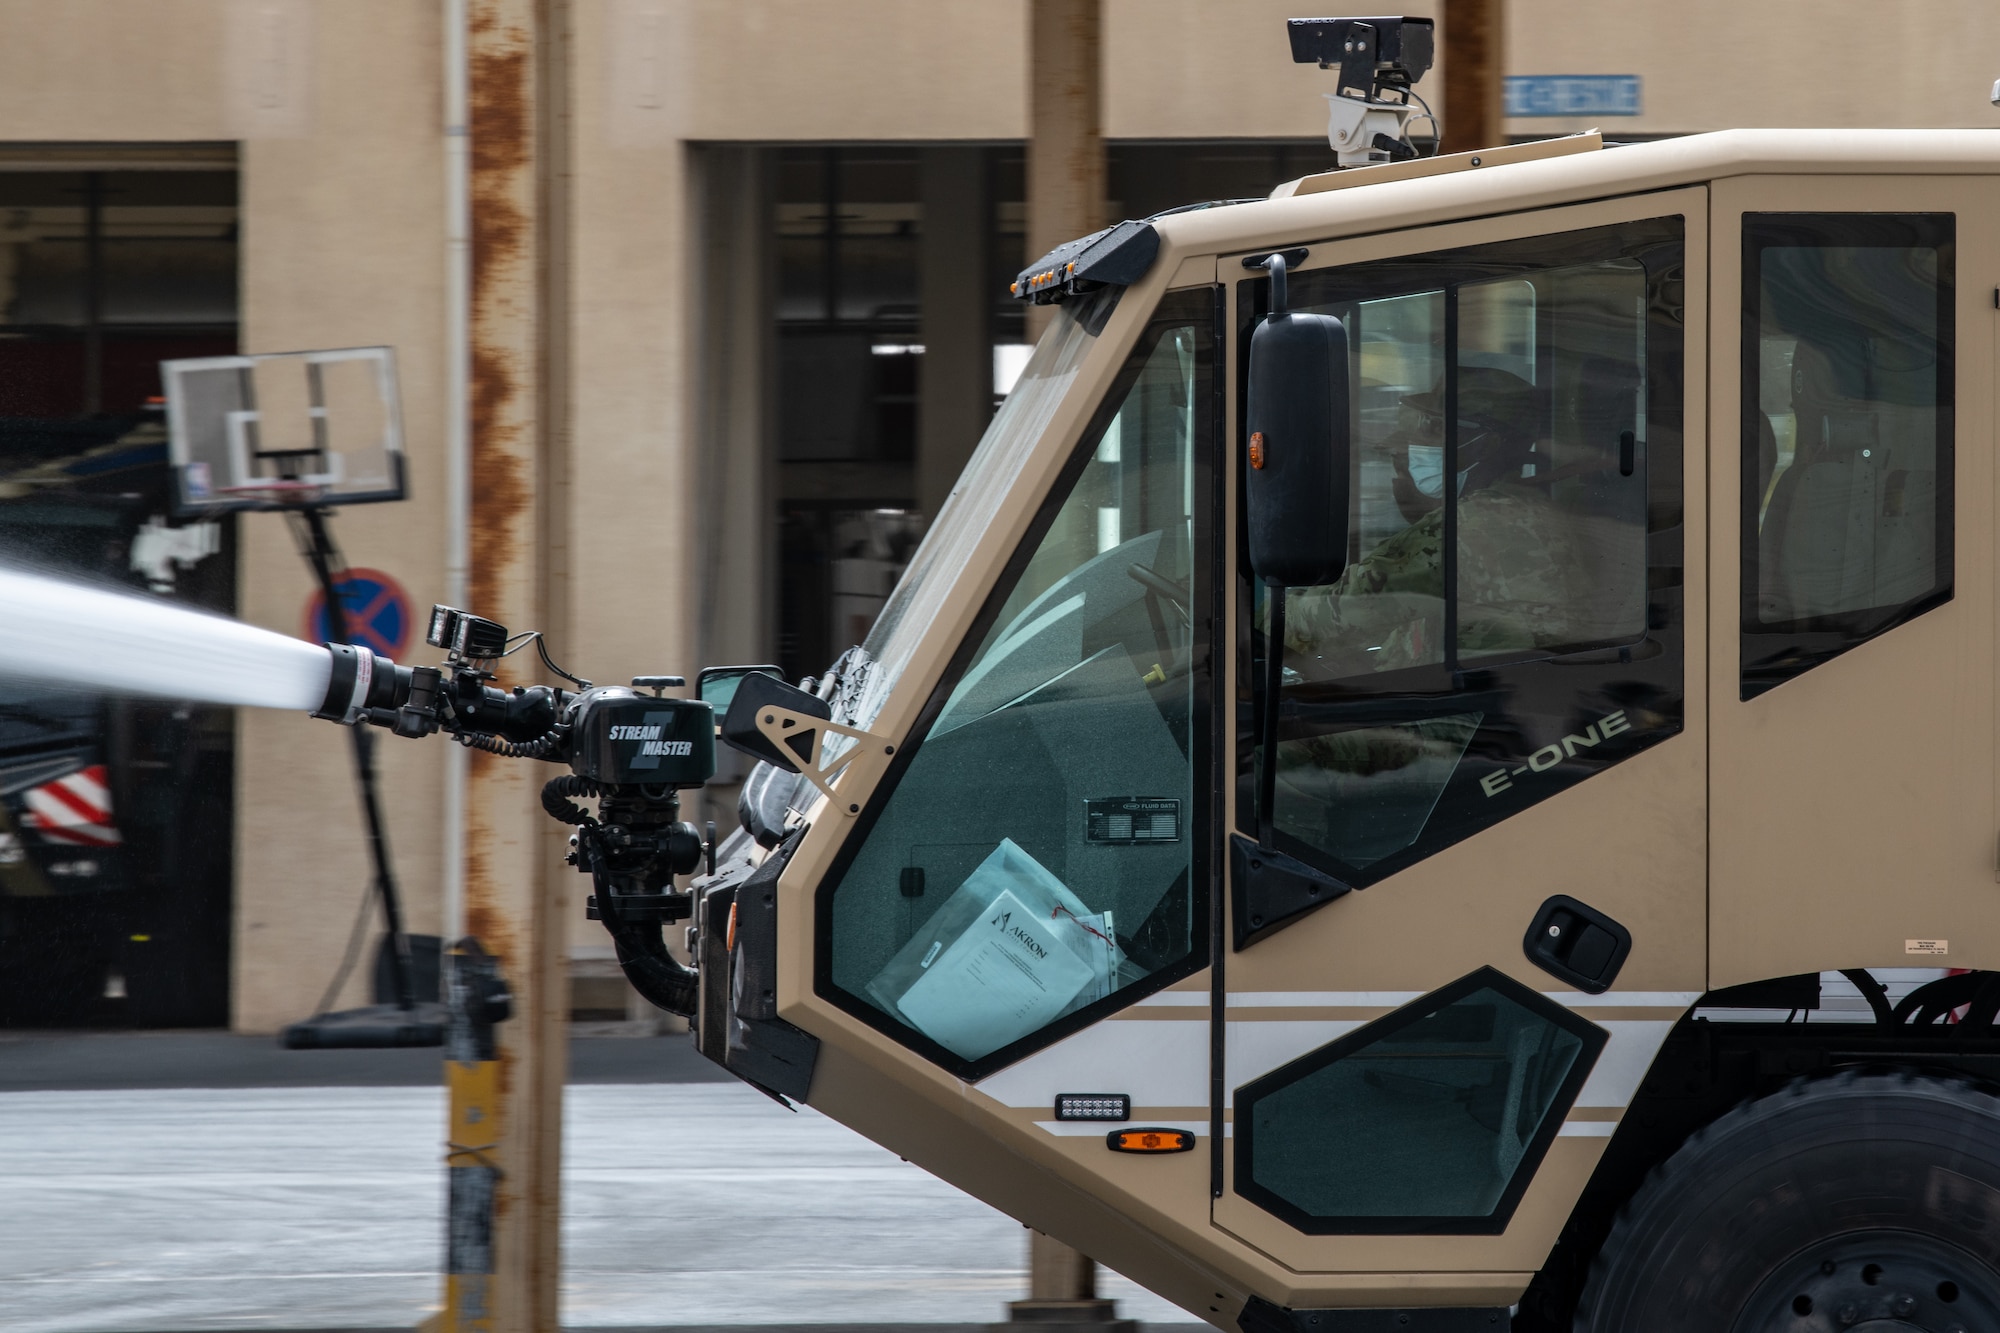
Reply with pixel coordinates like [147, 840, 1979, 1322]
[0, 412, 235, 1026]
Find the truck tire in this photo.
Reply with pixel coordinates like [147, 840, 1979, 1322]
[1575, 1070, 2000, 1332]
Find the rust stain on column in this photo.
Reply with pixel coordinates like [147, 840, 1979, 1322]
[468, 2, 533, 618]
[464, 0, 540, 1239]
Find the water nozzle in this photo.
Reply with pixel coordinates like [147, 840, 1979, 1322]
[312, 643, 419, 726]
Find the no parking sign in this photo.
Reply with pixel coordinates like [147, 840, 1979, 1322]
[303, 568, 413, 658]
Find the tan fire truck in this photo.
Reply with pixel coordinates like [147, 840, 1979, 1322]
[693, 108, 2000, 1333]
[323, 20, 2000, 1330]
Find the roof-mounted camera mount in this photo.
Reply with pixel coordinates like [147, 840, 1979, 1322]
[1288, 16, 1437, 167]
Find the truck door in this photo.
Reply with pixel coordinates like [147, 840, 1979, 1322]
[1709, 176, 1999, 986]
[1215, 192, 1709, 1295]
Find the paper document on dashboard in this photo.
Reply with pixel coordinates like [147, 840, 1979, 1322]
[893, 887, 1094, 1059]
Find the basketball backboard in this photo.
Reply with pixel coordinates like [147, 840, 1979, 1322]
[162, 346, 405, 515]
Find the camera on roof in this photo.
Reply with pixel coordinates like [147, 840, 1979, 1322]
[1287, 16, 1434, 100]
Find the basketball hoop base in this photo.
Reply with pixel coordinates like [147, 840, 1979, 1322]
[282, 1001, 446, 1049]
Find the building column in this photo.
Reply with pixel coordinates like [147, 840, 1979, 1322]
[1009, 1230, 1136, 1331]
[917, 146, 991, 522]
[693, 143, 778, 821]
[1025, 0, 1104, 342]
[460, 0, 570, 1327]
[1014, 9, 1119, 1319]
[1442, 0, 1506, 153]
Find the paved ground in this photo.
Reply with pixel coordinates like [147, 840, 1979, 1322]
[0, 1029, 733, 1091]
[0, 1031, 1203, 1333]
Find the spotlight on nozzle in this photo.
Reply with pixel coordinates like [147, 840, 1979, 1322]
[428, 604, 509, 659]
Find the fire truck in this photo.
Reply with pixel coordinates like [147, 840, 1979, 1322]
[315, 20, 2000, 1330]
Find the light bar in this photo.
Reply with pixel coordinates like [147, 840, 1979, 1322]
[1054, 1093, 1131, 1122]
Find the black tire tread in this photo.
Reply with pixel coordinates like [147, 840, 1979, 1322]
[1574, 1068, 2000, 1332]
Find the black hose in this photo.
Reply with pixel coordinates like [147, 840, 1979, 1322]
[1962, 974, 2000, 1032]
[1839, 968, 1896, 1027]
[552, 773, 698, 1016]
[592, 874, 698, 1016]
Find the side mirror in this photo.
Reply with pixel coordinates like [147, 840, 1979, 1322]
[718, 671, 831, 773]
[696, 664, 784, 715]
[1244, 255, 1350, 588]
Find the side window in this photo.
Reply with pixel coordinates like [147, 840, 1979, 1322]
[817, 290, 1215, 1077]
[1241, 220, 1685, 888]
[1235, 968, 1604, 1233]
[1740, 214, 1954, 698]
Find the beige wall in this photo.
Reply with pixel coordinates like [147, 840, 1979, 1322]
[622, 0, 1028, 142]
[230, 3, 448, 1030]
[0, 0, 1994, 1029]
[0, 0, 450, 1030]
[1105, 0, 2000, 141]
[1504, 0, 2000, 136]
[562, 4, 698, 960]
[0, 1, 230, 138]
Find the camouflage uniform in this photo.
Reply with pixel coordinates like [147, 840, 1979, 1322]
[1272, 365, 1581, 779]
[1278, 478, 1582, 778]
[1284, 477, 1583, 676]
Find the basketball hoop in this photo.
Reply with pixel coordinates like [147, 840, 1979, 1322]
[162, 346, 405, 517]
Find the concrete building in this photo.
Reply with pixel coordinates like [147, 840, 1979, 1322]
[0, 0, 1992, 1033]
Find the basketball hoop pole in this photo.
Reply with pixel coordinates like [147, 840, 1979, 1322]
[295, 501, 420, 1016]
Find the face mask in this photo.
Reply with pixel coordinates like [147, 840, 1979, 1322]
[1405, 444, 1471, 498]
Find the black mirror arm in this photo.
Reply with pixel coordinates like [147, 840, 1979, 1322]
[1230, 576, 1352, 951]
[1256, 577, 1287, 849]
[1262, 252, 1289, 316]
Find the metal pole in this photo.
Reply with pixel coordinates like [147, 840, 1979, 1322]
[1025, 0, 1103, 343]
[1442, 0, 1506, 155]
[1009, 1230, 1133, 1330]
[443, 0, 471, 953]
[297, 505, 415, 1012]
[456, 2, 568, 1329]
[1018, 3, 1118, 1324]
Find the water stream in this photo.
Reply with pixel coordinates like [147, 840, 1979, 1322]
[0, 565, 331, 711]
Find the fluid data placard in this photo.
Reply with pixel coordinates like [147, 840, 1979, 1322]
[1085, 797, 1181, 845]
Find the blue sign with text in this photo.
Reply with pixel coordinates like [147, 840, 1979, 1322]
[1506, 75, 1642, 118]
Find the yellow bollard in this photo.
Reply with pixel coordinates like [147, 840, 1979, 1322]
[433, 938, 513, 1333]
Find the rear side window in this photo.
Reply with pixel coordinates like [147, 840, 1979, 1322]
[1741, 214, 1954, 699]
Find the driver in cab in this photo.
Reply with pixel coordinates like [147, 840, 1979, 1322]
[1282, 365, 1590, 679]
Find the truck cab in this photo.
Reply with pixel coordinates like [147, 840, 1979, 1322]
[695, 127, 1999, 1332]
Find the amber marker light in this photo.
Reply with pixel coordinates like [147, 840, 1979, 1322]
[1106, 1127, 1195, 1153]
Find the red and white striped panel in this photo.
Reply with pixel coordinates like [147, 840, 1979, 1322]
[20, 765, 121, 847]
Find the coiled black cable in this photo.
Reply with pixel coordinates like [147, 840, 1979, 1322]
[455, 723, 569, 760]
[540, 773, 603, 825]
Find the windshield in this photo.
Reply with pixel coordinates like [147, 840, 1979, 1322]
[840, 291, 1116, 731]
